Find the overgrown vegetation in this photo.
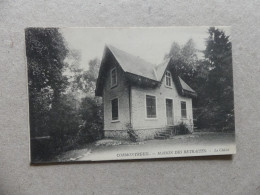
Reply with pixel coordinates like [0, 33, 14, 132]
[175, 122, 191, 135]
[26, 27, 234, 161]
[126, 123, 138, 142]
[26, 28, 103, 162]
[165, 27, 234, 132]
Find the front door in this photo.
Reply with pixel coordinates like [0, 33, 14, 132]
[166, 99, 174, 126]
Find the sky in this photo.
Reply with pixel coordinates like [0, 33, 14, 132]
[61, 27, 231, 70]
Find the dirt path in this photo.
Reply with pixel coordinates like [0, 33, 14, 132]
[56, 132, 235, 162]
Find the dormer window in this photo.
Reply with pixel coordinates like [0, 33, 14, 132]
[165, 71, 172, 87]
[111, 67, 117, 88]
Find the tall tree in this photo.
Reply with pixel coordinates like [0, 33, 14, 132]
[26, 28, 69, 136]
[165, 39, 199, 88]
[200, 27, 234, 131]
[77, 58, 103, 139]
[64, 56, 103, 141]
[73, 58, 101, 96]
[165, 42, 182, 60]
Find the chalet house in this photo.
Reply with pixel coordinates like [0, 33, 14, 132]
[95, 45, 197, 140]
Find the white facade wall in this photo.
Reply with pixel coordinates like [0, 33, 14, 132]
[103, 65, 130, 131]
[102, 66, 194, 140]
[131, 73, 193, 130]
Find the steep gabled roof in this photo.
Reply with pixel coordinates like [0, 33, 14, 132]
[179, 76, 195, 93]
[95, 45, 197, 98]
[154, 58, 171, 81]
[107, 45, 157, 81]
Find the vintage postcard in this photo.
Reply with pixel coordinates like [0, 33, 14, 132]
[25, 27, 235, 163]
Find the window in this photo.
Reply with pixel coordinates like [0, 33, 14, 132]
[111, 68, 117, 87]
[146, 95, 157, 118]
[165, 71, 172, 87]
[111, 98, 119, 120]
[181, 101, 187, 118]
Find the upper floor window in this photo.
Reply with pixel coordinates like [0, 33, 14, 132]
[165, 71, 172, 87]
[111, 67, 117, 87]
[181, 101, 187, 118]
[111, 98, 119, 120]
[146, 95, 157, 118]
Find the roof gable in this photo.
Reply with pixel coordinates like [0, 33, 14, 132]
[95, 45, 197, 98]
[178, 76, 195, 93]
[107, 45, 157, 81]
[154, 58, 171, 81]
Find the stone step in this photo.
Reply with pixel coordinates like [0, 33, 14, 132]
[166, 128, 176, 132]
[154, 135, 167, 139]
[158, 132, 171, 136]
[165, 130, 176, 134]
[154, 127, 179, 139]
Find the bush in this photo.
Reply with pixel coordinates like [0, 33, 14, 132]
[80, 97, 104, 141]
[175, 122, 191, 135]
[126, 123, 138, 142]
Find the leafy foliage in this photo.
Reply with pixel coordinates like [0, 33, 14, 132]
[165, 39, 199, 88]
[198, 27, 234, 131]
[79, 96, 103, 141]
[26, 28, 103, 161]
[125, 123, 138, 142]
[166, 28, 234, 132]
[175, 122, 190, 135]
[27, 27, 234, 162]
[68, 57, 103, 141]
[26, 28, 69, 137]
[73, 58, 101, 95]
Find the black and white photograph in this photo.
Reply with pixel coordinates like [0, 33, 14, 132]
[25, 27, 235, 163]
